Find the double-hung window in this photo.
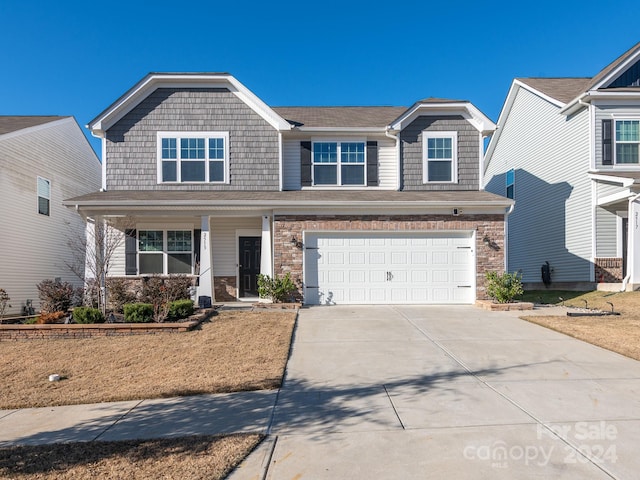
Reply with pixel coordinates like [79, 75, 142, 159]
[615, 120, 640, 164]
[423, 132, 457, 183]
[37, 177, 50, 216]
[312, 141, 366, 186]
[138, 229, 193, 275]
[158, 132, 229, 183]
[506, 169, 515, 199]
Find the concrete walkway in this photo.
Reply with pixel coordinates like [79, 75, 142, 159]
[2, 305, 640, 479]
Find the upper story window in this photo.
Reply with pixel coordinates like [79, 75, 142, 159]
[422, 132, 457, 183]
[138, 229, 193, 275]
[615, 120, 640, 164]
[506, 169, 515, 199]
[37, 177, 50, 216]
[157, 132, 229, 183]
[312, 141, 366, 186]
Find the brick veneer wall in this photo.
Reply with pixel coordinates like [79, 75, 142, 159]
[594, 257, 623, 283]
[273, 214, 505, 302]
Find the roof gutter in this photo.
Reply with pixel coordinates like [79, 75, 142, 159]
[559, 92, 590, 116]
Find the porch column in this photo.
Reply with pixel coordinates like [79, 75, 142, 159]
[260, 215, 273, 277]
[629, 195, 640, 288]
[197, 216, 213, 302]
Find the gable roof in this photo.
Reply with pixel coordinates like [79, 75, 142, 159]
[587, 41, 640, 90]
[0, 116, 69, 136]
[515, 78, 591, 105]
[88, 73, 293, 135]
[272, 106, 407, 129]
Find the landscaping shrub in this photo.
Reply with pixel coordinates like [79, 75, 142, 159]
[123, 303, 154, 323]
[257, 273, 297, 303]
[73, 306, 105, 324]
[139, 276, 193, 322]
[485, 271, 524, 303]
[37, 279, 81, 313]
[167, 299, 195, 321]
[36, 311, 67, 324]
[107, 278, 138, 313]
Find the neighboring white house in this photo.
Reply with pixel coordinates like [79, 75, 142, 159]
[0, 116, 101, 315]
[484, 41, 640, 290]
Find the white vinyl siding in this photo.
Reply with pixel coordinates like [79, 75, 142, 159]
[0, 118, 101, 315]
[595, 206, 618, 257]
[211, 217, 262, 276]
[377, 138, 397, 189]
[484, 86, 590, 283]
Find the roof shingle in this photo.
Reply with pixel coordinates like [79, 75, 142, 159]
[272, 106, 407, 128]
[0, 116, 68, 136]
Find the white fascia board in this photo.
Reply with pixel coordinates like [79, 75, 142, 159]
[89, 74, 291, 134]
[390, 102, 496, 135]
[484, 81, 520, 172]
[591, 48, 640, 90]
[589, 172, 637, 187]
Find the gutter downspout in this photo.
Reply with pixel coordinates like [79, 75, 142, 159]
[385, 128, 401, 190]
[504, 204, 515, 271]
[621, 192, 640, 291]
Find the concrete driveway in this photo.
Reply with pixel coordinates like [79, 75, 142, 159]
[232, 305, 640, 479]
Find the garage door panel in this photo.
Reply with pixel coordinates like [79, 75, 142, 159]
[305, 232, 474, 305]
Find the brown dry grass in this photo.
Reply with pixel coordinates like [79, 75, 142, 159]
[522, 291, 640, 361]
[0, 310, 296, 409]
[0, 434, 262, 480]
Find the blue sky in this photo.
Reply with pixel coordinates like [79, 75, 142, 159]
[1, 0, 639, 157]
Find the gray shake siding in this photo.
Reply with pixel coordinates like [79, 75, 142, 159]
[105, 88, 280, 190]
[400, 116, 479, 190]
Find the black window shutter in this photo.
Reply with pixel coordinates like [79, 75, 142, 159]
[124, 229, 137, 275]
[301, 141, 312, 186]
[366, 141, 378, 186]
[602, 119, 613, 165]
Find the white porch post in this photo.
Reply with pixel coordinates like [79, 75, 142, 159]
[628, 195, 640, 288]
[197, 216, 213, 303]
[260, 215, 273, 277]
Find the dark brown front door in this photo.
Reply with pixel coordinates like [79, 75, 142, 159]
[239, 237, 261, 297]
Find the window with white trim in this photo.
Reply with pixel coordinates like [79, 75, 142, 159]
[138, 229, 193, 274]
[158, 132, 229, 183]
[422, 131, 457, 183]
[615, 120, 640, 164]
[312, 141, 366, 186]
[37, 176, 50, 216]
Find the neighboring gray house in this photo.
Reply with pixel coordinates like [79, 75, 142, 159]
[484, 42, 640, 290]
[65, 73, 512, 305]
[0, 116, 102, 315]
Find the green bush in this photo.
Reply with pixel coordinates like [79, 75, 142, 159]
[73, 306, 105, 324]
[257, 273, 297, 303]
[123, 303, 154, 323]
[485, 271, 524, 303]
[167, 299, 195, 321]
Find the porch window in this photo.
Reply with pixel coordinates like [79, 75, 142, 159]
[158, 132, 228, 183]
[312, 141, 366, 186]
[423, 132, 457, 183]
[138, 229, 193, 274]
[615, 120, 640, 164]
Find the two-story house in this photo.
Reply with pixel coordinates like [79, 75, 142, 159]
[0, 116, 101, 315]
[484, 42, 640, 291]
[65, 73, 512, 305]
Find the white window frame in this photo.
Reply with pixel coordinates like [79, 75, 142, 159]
[157, 131, 230, 184]
[37, 176, 51, 216]
[422, 131, 458, 183]
[137, 225, 194, 275]
[311, 139, 367, 187]
[613, 118, 640, 166]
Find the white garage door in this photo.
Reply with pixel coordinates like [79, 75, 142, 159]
[304, 232, 475, 305]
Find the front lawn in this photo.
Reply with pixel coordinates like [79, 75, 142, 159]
[1, 310, 296, 409]
[521, 290, 640, 361]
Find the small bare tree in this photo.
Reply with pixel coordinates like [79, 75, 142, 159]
[66, 216, 133, 314]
